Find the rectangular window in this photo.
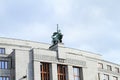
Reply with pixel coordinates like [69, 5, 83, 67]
[0, 48, 5, 54]
[0, 76, 9, 80]
[107, 65, 112, 71]
[73, 67, 80, 80]
[104, 74, 109, 80]
[0, 61, 8, 69]
[40, 62, 50, 80]
[113, 76, 118, 80]
[115, 67, 119, 73]
[98, 63, 103, 69]
[57, 64, 67, 80]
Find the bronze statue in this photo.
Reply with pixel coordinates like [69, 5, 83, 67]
[52, 25, 63, 44]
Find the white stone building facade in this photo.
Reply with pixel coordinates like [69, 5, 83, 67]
[0, 37, 120, 80]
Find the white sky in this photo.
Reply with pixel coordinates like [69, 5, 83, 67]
[0, 0, 120, 64]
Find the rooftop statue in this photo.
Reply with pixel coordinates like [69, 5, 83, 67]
[52, 25, 63, 45]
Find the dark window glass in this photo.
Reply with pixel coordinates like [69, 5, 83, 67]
[0, 48, 5, 54]
[40, 62, 50, 80]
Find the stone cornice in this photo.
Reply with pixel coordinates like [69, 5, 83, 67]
[98, 68, 120, 76]
[34, 54, 86, 67]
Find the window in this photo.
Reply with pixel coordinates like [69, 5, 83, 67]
[107, 65, 112, 71]
[73, 67, 80, 80]
[0, 61, 8, 69]
[104, 74, 109, 80]
[57, 64, 67, 80]
[0, 48, 5, 54]
[113, 76, 118, 80]
[73, 67, 83, 80]
[0, 76, 9, 80]
[98, 63, 103, 69]
[40, 62, 50, 80]
[115, 67, 119, 73]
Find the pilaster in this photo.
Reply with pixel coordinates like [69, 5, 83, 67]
[34, 61, 41, 80]
[68, 65, 74, 80]
[51, 63, 58, 80]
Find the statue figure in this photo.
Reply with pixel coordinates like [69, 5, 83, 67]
[52, 25, 63, 45]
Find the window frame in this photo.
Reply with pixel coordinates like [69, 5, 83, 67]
[113, 76, 118, 80]
[104, 74, 109, 80]
[107, 65, 112, 71]
[115, 67, 119, 73]
[40, 62, 50, 80]
[0, 61, 8, 69]
[0, 76, 10, 80]
[73, 67, 80, 80]
[98, 63, 103, 69]
[0, 48, 5, 54]
[57, 64, 67, 80]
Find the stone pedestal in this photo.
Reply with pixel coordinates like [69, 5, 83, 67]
[49, 43, 66, 60]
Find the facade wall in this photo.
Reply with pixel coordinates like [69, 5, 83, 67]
[97, 60, 120, 80]
[0, 37, 120, 80]
[0, 57, 11, 76]
[14, 49, 30, 80]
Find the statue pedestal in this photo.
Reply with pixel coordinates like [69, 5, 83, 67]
[49, 43, 64, 51]
[49, 43, 66, 60]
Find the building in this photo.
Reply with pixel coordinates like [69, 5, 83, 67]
[0, 32, 120, 80]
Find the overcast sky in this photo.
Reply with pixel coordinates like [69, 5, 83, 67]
[0, 0, 120, 64]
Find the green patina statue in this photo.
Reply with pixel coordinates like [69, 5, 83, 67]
[52, 25, 63, 44]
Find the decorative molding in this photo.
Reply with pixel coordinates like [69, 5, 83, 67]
[34, 54, 86, 67]
[34, 54, 57, 62]
[98, 68, 120, 76]
[0, 43, 31, 48]
[58, 59, 65, 63]
[0, 57, 11, 61]
[0, 69, 11, 76]
[65, 59, 86, 67]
